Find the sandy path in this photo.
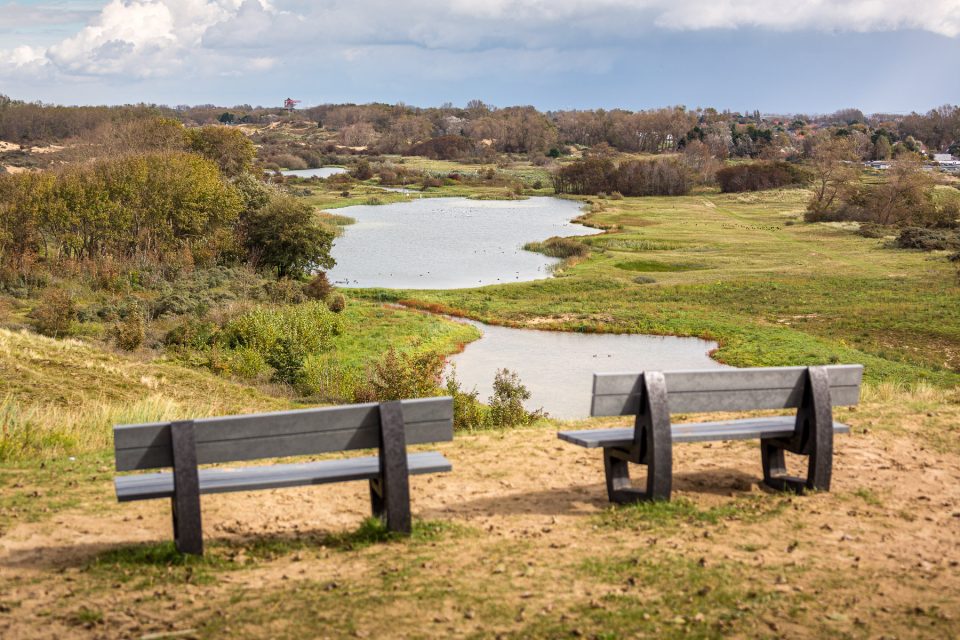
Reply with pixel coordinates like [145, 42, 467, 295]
[1, 405, 959, 638]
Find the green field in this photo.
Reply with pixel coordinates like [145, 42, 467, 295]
[336, 183, 960, 388]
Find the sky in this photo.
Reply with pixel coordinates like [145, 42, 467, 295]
[1, 0, 959, 114]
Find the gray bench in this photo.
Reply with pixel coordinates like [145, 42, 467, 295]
[559, 365, 863, 502]
[113, 397, 454, 555]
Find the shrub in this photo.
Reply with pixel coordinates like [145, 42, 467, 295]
[351, 159, 373, 180]
[523, 237, 589, 259]
[113, 305, 146, 351]
[487, 369, 545, 428]
[304, 272, 333, 301]
[445, 369, 489, 431]
[263, 277, 305, 304]
[208, 345, 270, 379]
[361, 348, 444, 402]
[716, 162, 807, 193]
[220, 302, 341, 385]
[30, 288, 75, 337]
[405, 136, 476, 160]
[857, 223, 891, 238]
[163, 318, 218, 350]
[327, 293, 346, 313]
[893, 227, 960, 251]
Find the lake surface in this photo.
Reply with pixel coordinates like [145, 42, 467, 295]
[329, 197, 596, 289]
[281, 167, 348, 178]
[447, 319, 726, 419]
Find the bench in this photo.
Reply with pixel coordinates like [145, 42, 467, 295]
[113, 397, 454, 555]
[558, 365, 863, 502]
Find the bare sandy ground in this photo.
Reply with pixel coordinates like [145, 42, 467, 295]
[1, 402, 958, 639]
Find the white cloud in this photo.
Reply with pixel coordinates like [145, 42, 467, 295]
[0, 0, 958, 82]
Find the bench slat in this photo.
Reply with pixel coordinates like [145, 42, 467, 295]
[558, 416, 851, 449]
[592, 365, 863, 417]
[114, 397, 453, 471]
[115, 451, 452, 502]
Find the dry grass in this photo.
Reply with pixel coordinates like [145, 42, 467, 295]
[0, 329, 290, 460]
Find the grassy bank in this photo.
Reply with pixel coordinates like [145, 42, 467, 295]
[351, 187, 960, 387]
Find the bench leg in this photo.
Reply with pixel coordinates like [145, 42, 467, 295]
[760, 440, 804, 493]
[369, 478, 385, 519]
[170, 420, 203, 555]
[603, 447, 671, 503]
[377, 401, 412, 534]
[760, 366, 834, 494]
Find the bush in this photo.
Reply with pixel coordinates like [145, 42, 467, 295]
[716, 162, 807, 193]
[113, 305, 146, 351]
[304, 272, 333, 300]
[445, 369, 489, 432]
[444, 368, 544, 431]
[488, 369, 545, 428]
[163, 318, 218, 350]
[522, 237, 589, 259]
[857, 223, 891, 238]
[30, 288, 75, 337]
[359, 348, 444, 402]
[351, 159, 373, 180]
[220, 302, 341, 385]
[327, 293, 346, 313]
[405, 136, 476, 160]
[893, 227, 960, 251]
[263, 277, 305, 304]
[208, 345, 270, 379]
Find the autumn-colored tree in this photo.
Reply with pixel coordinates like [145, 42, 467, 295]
[806, 135, 860, 215]
[186, 125, 255, 177]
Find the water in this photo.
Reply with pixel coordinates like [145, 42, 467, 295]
[281, 167, 348, 178]
[447, 319, 726, 419]
[329, 197, 595, 289]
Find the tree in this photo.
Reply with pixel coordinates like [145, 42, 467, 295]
[186, 125, 255, 177]
[806, 135, 859, 215]
[218, 112, 236, 124]
[873, 135, 892, 160]
[243, 196, 335, 278]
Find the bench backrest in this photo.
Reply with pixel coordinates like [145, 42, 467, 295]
[591, 365, 863, 417]
[114, 396, 454, 472]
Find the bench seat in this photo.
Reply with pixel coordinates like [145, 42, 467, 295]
[559, 416, 850, 449]
[116, 451, 451, 502]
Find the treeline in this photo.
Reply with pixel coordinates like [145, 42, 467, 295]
[5, 95, 958, 160]
[552, 156, 691, 196]
[0, 95, 163, 143]
[716, 162, 808, 193]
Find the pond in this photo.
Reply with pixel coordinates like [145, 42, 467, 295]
[281, 167, 348, 178]
[329, 197, 596, 289]
[446, 319, 726, 419]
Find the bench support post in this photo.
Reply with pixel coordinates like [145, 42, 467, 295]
[603, 371, 672, 503]
[170, 420, 203, 556]
[370, 401, 412, 534]
[762, 366, 834, 493]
